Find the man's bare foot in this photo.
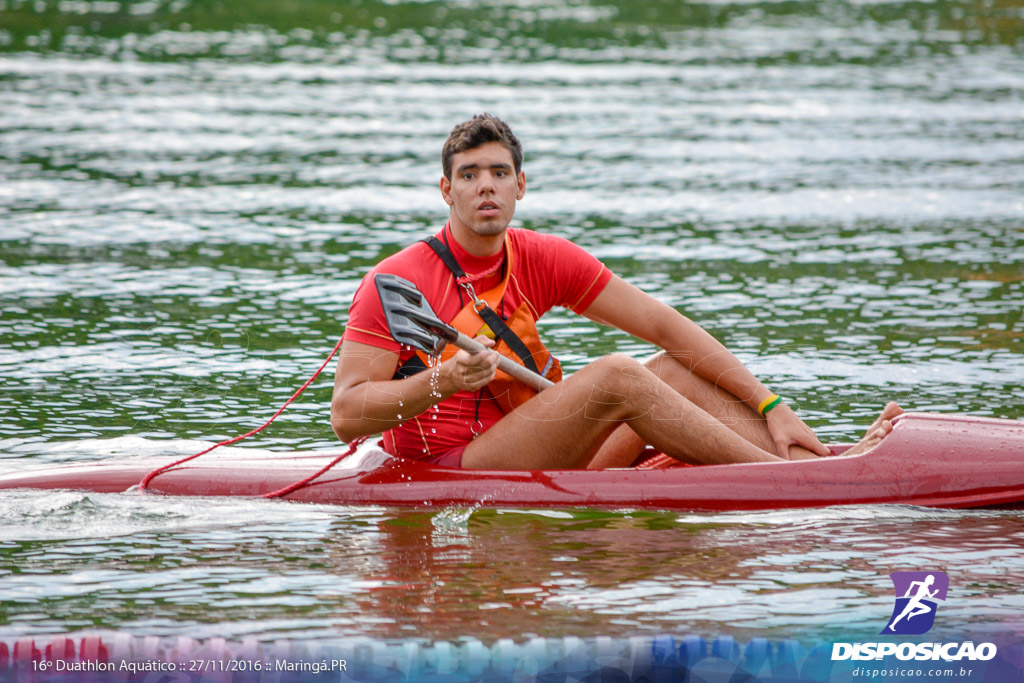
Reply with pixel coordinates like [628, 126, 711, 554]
[844, 402, 905, 456]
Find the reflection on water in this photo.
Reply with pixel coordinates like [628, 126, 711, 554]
[2, 492, 1023, 642]
[1, 0, 1022, 644]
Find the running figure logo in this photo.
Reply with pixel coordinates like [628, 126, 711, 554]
[882, 571, 949, 635]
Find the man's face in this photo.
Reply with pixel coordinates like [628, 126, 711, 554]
[441, 141, 526, 238]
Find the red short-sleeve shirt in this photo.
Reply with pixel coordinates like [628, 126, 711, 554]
[344, 223, 612, 460]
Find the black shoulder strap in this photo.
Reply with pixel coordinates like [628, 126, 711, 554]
[421, 235, 540, 375]
[424, 235, 466, 279]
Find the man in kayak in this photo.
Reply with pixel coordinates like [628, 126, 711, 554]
[331, 114, 902, 469]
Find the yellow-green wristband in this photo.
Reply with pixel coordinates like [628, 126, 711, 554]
[758, 394, 782, 416]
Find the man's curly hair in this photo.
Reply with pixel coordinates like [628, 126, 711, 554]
[442, 114, 523, 180]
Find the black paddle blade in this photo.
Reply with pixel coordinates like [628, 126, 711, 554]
[374, 273, 454, 357]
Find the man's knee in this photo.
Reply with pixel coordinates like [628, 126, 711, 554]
[589, 353, 647, 388]
[581, 354, 658, 418]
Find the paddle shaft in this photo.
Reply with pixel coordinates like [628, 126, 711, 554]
[450, 331, 555, 391]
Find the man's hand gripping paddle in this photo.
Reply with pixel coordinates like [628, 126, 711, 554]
[374, 273, 554, 392]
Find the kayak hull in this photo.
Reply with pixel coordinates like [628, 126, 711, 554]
[2, 413, 1023, 511]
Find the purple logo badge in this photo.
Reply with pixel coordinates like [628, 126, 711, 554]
[882, 571, 949, 635]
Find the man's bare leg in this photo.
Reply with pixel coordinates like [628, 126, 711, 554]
[588, 351, 904, 467]
[588, 351, 816, 468]
[462, 352, 903, 470]
[461, 354, 784, 470]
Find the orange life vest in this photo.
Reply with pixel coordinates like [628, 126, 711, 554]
[414, 233, 561, 414]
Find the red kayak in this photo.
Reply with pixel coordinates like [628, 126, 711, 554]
[1, 413, 1022, 511]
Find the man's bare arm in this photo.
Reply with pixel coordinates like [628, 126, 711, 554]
[331, 339, 498, 443]
[580, 275, 828, 457]
[581, 276, 770, 405]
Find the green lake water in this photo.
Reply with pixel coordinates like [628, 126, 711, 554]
[1, 0, 1023, 646]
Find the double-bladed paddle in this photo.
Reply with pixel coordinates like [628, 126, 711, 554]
[374, 273, 554, 391]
